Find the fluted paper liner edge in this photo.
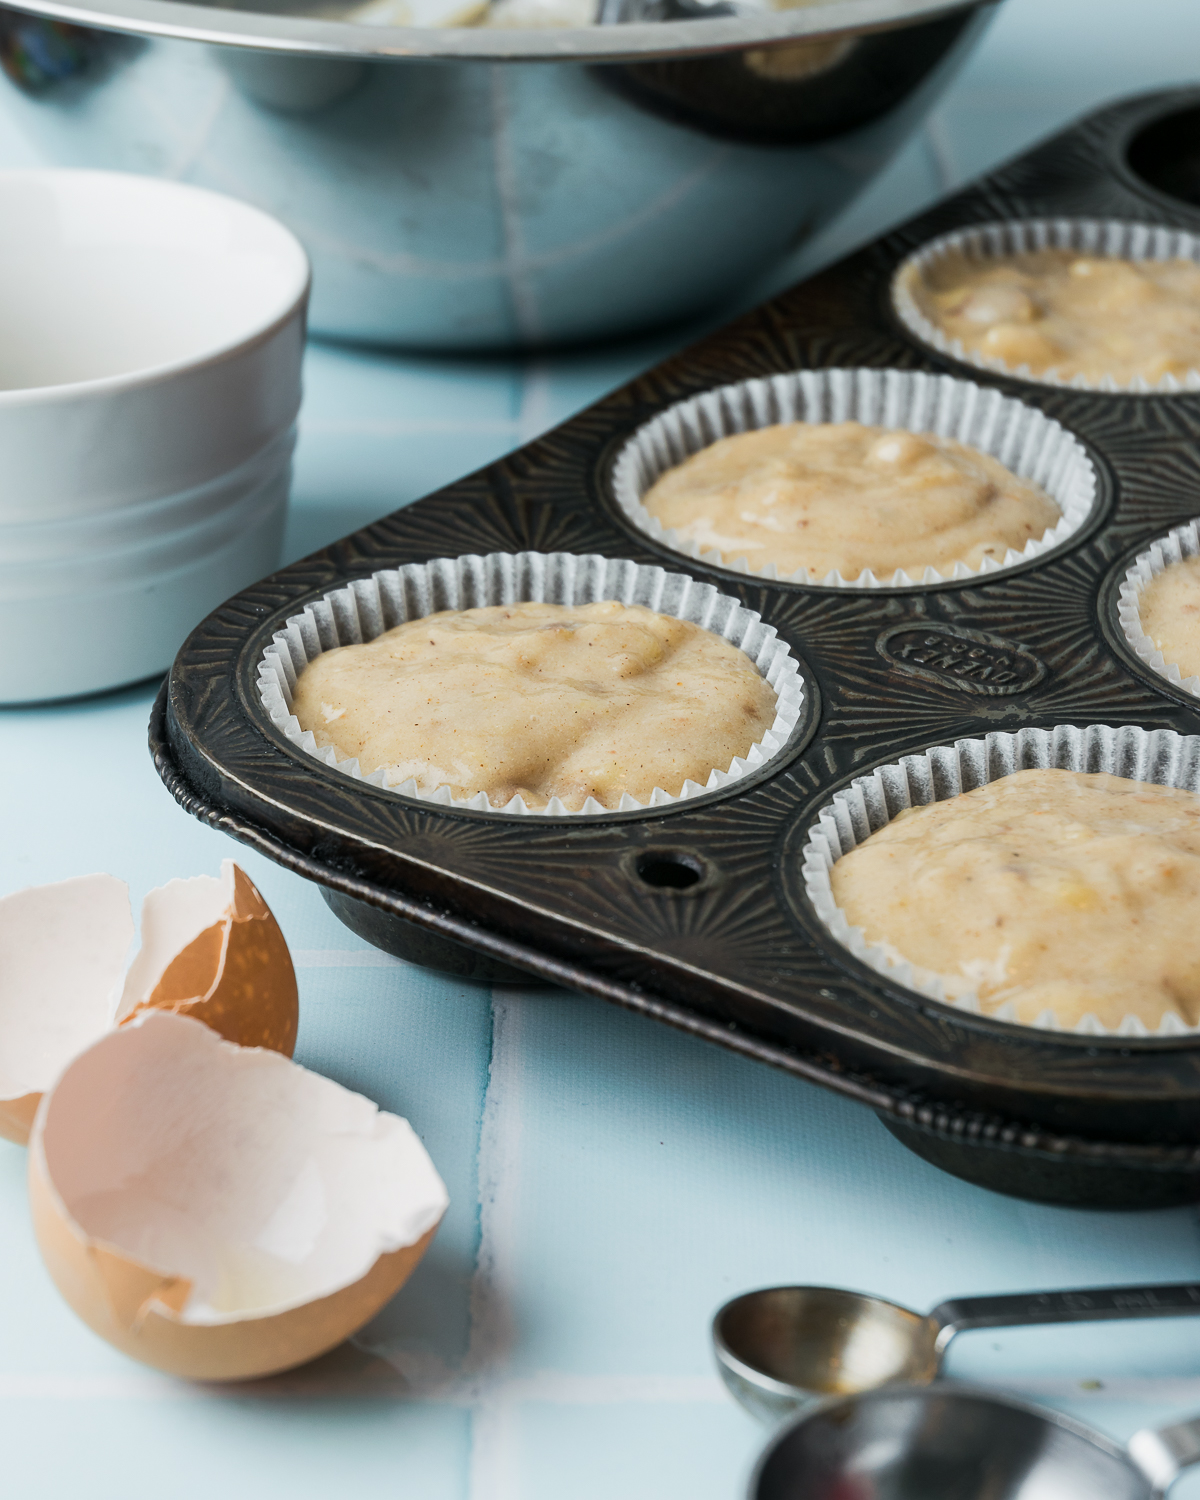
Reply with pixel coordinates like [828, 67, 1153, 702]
[255, 550, 804, 817]
[1118, 518, 1200, 700]
[609, 367, 1097, 589]
[801, 724, 1200, 1037]
[892, 218, 1200, 393]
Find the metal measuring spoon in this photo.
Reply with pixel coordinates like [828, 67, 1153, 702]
[750, 1383, 1200, 1499]
[713, 1282, 1200, 1424]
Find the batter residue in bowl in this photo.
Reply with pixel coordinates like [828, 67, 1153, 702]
[290, 600, 778, 811]
[829, 767, 1200, 1030]
[1139, 554, 1200, 682]
[640, 421, 1060, 581]
[905, 247, 1200, 384]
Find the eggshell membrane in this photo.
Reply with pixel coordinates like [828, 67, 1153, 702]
[29, 1012, 448, 1380]
[117, 862, 298, 1056]
[0, 874, 133, 1146]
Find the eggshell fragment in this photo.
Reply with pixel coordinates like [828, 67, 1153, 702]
[0, 875, 133, 1146]
[116, 861, 298, 1056]
[0, 862, 297, 1148]
[29, 1011, 448, 1380]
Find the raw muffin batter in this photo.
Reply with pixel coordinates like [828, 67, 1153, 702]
[640, 421, 1060, 581]
[829, 767, 1200, 1030]
[1139, 555, 1200, 681]
[903, 247, 1200, 383]
[291, 600, 778, 811]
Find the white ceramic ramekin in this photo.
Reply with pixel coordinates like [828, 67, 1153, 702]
[0, 170, 310, 702]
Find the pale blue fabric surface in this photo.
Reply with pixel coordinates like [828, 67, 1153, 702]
[6, 3, 1200, 1494]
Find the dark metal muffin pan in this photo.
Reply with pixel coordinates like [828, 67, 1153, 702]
[154, 86, 1200, 1209]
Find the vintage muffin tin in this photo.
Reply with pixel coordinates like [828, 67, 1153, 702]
[153, 86, 1200, 1210]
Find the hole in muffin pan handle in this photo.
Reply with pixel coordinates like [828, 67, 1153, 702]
[631, 849, 708, 891]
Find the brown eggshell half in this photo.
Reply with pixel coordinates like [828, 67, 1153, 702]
[0, 1094, 40, 1146]
[117, 862, 298, 1056]
[29, 1012, 447, 1381]
[0, 874, 134, 1146]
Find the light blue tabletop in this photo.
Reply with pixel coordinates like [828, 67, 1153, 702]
[6, 3, 1200, 1495]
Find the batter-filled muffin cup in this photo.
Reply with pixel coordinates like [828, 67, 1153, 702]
[1118, 518, 1200, 699]
[256, 551, 804, 817]
[609, 367, 1096, 588]
[802, 724, 1200, 1036]
[893, 218, 1200, 392]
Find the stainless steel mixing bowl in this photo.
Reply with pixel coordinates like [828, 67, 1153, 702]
[0, 0, 997, 347]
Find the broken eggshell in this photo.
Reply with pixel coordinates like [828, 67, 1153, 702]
[0, 873, 133, 1146]
[0, 860, 298, 1146]
[116, 861, 298, 1054]
[29, 1010, 448, 1380]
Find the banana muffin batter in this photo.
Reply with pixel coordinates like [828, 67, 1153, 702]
[903, 247, 1200, 383]
[640, 421, 1060, 581]
[1138, 554, 1200, 682]
[291, 600, 778, 811]
[830, 767, 1200, 1030]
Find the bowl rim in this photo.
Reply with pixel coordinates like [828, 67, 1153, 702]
[0, 169, 310, 407]
[0, 0, 987, 65]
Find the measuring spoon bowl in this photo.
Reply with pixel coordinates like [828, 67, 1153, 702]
[750, 1385, 1169, 1500]
[714, 1287, 937, 1425]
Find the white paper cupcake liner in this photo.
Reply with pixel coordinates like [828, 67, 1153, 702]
[1118, 519, 1200, 699]
[893, 218, 1200, 393]
[256, 550, 804, 817]
[802, 724, 1200, 1037]
[610, 367, 1096, 589]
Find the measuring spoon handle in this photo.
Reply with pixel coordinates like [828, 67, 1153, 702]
[1130, 1414, 1200, 1492]
[929, 1282, 1200, 1357]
